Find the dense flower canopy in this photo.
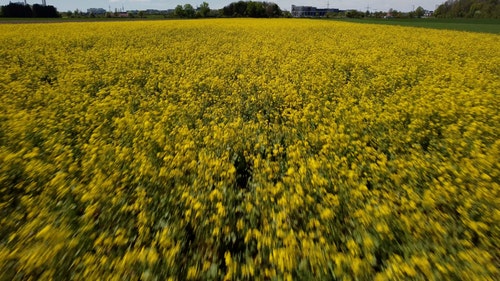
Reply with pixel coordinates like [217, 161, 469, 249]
[0, 19, 499, 280]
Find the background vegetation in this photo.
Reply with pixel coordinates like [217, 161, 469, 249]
[222, 1, 282, 17]
[434, 0, 500, 18]
[0, 2, 59, 18]
[3, 0, 499, 20]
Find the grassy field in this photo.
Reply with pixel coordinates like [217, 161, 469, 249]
[335, 18, 500, 34]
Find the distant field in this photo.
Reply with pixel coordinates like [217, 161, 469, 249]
[335, 18, 500, 34]
[2, 17, 499, 33]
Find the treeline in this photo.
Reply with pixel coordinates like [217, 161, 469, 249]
[1, 3, 59, 18]
[173, 1, 283, 18]
[222, 1, 281, 17]
[434, 0, 500, 18]
[1, 1, 284, 19]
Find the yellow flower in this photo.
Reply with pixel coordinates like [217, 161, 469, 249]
[1, 17, 498, 281]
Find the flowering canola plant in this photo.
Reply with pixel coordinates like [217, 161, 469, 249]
[0, 19, 499, 280]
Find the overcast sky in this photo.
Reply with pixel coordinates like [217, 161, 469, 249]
[4, 1, 446, 12]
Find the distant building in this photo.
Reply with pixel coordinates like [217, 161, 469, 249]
[87, 8, 106, 15]
[291, 5, 340, 17]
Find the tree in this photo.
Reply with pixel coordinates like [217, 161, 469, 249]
[138, 11, 145, 18]
[174, 5, 185, 17]
[184, 4, 196, 18]
[415, 6, 425, 18]
[246, 1, 265, 17]
[265, 3, 281, 17]
[198, 2, 210, 17]
[434, 0, 500, 18]
[222, 1, 282, 17]
[1, 2, 59, 18]
[346, 10, 364, 18]
[32, 4, 60, 18]
[227, 1, 248, 17]
[1, 3, 33, 18]
[282, 11, 292, 18]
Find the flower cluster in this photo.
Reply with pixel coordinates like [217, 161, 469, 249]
[0, 19, 499, 280]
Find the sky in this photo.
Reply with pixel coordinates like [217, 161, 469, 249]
[3, 1, 447, 12]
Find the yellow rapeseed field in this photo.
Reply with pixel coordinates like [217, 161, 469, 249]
[0, 19, 499, 280]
